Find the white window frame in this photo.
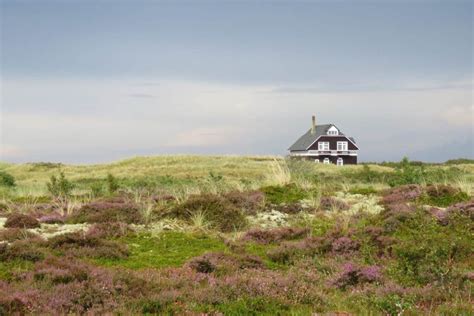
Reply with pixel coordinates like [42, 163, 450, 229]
[318, 142, 330, 151]
[323, 158, 330, 164]
[337, 141, 348, 151]
[337, 158, 344, 166]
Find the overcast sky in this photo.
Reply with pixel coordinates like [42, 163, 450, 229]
[1, 0, 472, 163]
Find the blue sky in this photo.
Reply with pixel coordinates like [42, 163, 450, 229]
[1, 0, 472, 163]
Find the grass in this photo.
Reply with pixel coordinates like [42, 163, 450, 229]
[94, 231, 226, 269]
[0, 155, 473, 315]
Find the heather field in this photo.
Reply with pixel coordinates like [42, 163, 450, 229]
[0, 156, 473, 315]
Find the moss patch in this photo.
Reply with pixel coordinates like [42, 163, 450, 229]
[94, 232, 226, 269]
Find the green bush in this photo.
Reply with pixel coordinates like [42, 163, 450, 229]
[168, 194, 248, 232]
[107, 173, 119, 194]
[47, 171, 74, 199]
[261, 183, 307, 204]
[0, 171, 15, 187]
[418, 185, 470, 207]
[349, 186, 378, 195]
[388, 157, 426, 187]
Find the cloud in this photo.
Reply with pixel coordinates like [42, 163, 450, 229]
[128, 93, 155, 99]
[440, 104, 474, 128]
[270, 79, 473, 95]
[0, 144, 25, 160]
[170, 127, 246, 147]
[1, 78, 472, 163]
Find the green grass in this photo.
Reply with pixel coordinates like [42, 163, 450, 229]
[94, 231, 227, 269]
[0, 259, 34, 280]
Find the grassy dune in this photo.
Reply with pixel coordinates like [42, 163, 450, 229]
[0, 156, 473, 314]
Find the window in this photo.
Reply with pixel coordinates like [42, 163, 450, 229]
[327, 126, 339, 135]
[323, 158, 330, 164]
[314, 159, 320, 163]
[337, 141, 348, 151]
[337, 158, 344, 166]
[318, 142, 330, 151]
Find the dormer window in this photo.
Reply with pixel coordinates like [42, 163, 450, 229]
[327, 126, 339, 135]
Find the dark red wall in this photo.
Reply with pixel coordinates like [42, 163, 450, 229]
[299, 155, 358, 165]
[308, 136, 358, 150]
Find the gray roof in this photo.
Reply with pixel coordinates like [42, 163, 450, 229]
[288, 124, 336, 151]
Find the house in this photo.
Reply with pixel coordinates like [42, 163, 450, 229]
[288, 116, 359, 165]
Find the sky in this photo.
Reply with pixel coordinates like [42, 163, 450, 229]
[0, 0, 472, 163]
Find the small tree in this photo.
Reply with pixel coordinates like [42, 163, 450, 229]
[47, 171, 74, 201]
[107, 173, 119, 194]
[0, 171, 16, 187]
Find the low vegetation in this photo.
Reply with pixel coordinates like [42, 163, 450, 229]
[0, 155, 472, 314]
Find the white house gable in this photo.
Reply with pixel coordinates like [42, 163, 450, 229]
[326, 125, 339, 136]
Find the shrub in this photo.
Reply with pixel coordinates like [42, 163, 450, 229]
[186, 252, 264, 274]
[261, 184, 307, 204]
[331, 262, 381, 289]
[349, 186, 378, 195]
[382, 185, 422, 206]
[0, 228, 38, 242]
[241, 227, 309, 244]
[0, 171, 15, 187]
[0, 240, 44, 262]
[168, 194, 247, 232]
[387, 157, 427, 187]
[318, 197, 350, 212]
[223, 190, 265, 214]
[106, 173, 119, 194]
[86, 222, 133, 239]
[38, 213, 65, 224]
[331, 236, 360, 254]
[68, 200, 143, 224]
[419, 185, 470, 207]
[266, 237, 324, 264]
[446, 200, 474, 220]
[4, 213, 40, 229]
[47, 171, 74, 200]
[48, 232, 129, 259]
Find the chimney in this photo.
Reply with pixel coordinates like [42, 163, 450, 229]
[311, 115, 316, 134]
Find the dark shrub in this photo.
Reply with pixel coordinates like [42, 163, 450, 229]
[446, 200, 474, 220]
[319, 197, 350, 212]
[168, 194, 247, 232]
[186, 252, 264, 274]
[382, 185, 422, 206]
[4, 213, 40, 229]
[86, 222, 133, 239]
[331, 236, 360, 254]
[272, 202, 304, 214]
[38, 213, 65, 224]
[224, 190, 265, 214]
[331, 262, 381, 289]
[420, 185, 470, 207]
[261, 183, 307, 204]
[48, 232, 129, 259]
[241, 227, 309, 244]
[0, 171, 15, 187]
[0, 228, 38, 242]
[267, 237, 324, 264]
[0, 240, 44, 262]
[69, 200, 143, 224]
